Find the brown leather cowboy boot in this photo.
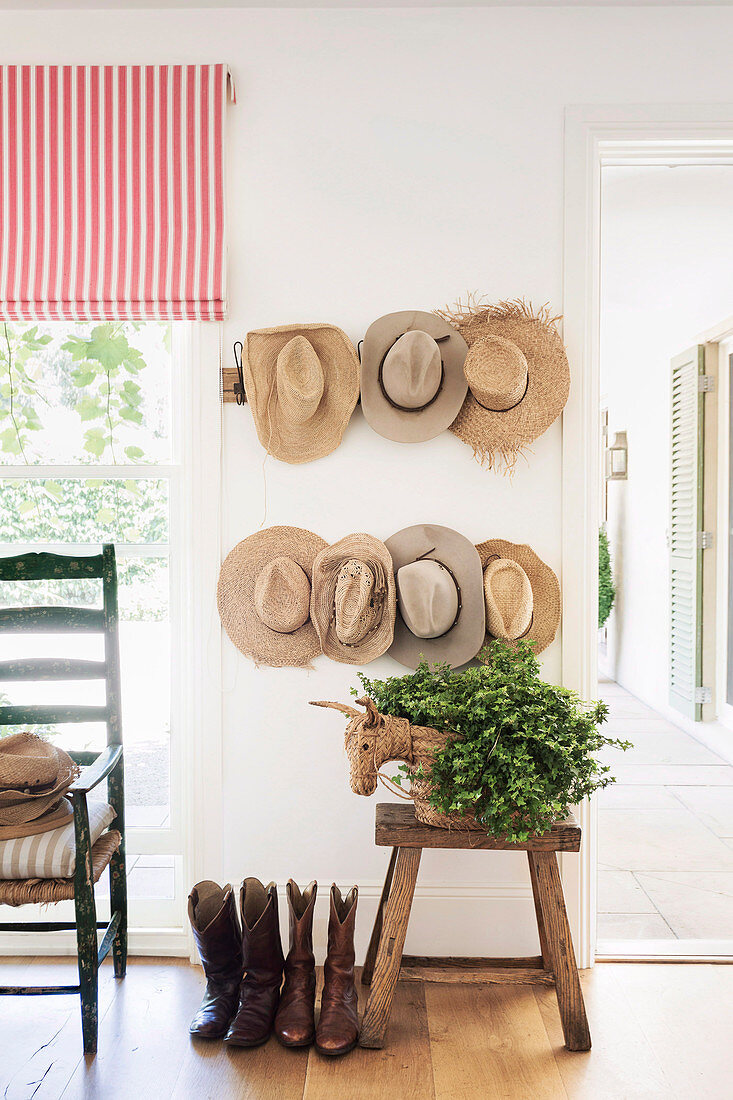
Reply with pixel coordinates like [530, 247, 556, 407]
[188, 881, 243, 1039]
[315, 884, 359, 1056]
[274, 880, 317, 1047]
[225, 879, 284, 1047]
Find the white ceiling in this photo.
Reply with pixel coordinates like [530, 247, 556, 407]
[2, 0, 733, 9]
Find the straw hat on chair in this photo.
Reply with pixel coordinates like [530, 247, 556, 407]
[0, 733, 79, 839]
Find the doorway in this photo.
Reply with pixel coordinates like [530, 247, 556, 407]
[563, 108, 733, 963]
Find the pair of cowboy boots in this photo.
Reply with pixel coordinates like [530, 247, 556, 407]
[188, 877, 359, 1056]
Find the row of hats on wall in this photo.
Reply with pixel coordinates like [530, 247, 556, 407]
[217, 523, 561, 671]
[236, 300, 570, 472]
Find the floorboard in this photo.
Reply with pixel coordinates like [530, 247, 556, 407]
[1, 958, 733, 1099]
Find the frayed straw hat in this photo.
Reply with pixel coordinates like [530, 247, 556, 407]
[476, 538, 561, 654]
[0, 734, 79, 837]
[311, 533, 396, 665]
[217, 527, 328, 667]
[386, 524, 485, 670]
[435, 298, 570, 471]
[243, 324, 360, 464]
[361, 312, 468, 443]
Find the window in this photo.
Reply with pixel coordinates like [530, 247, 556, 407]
[0, 320, 185, 927]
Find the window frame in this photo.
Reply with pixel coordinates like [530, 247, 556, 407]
[0, 321, 222, 955]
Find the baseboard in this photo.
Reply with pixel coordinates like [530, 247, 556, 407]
[0, 884, 543, 961]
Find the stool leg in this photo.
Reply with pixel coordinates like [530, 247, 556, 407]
[359, 846, 421, 1049]
[527, 850, 552, 967]
[529, 851, 591, 1052]
[362, 846, 398, 987]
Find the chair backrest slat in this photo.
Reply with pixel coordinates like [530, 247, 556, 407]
[0, 704, 109, 725]
[0, 658, 108, 681]
[0, 607, 106, 633]
[0, 544, 122, 748]
[0, 551, 105, 581]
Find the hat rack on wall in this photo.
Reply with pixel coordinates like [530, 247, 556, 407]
[221, 341, 246, 403]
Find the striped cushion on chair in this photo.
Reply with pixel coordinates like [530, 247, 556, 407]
[0, 801, 116, 879]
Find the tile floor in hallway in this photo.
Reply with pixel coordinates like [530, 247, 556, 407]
[596, 679, 733, 947]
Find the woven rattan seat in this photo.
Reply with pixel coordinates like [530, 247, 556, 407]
[0, 830, 121, 907]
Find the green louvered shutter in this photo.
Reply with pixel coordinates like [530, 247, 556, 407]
[669, 346, 705, 720]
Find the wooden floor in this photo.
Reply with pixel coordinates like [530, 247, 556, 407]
[1, 958, 732, 1099]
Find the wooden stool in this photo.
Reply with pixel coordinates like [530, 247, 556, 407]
[360, 803, 591, 1052]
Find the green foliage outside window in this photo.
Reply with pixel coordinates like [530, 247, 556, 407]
[0, 321, 171, 619]
[356, 641, 631, 843]
[598, 528, 615, 629]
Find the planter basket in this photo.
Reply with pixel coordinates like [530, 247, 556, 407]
[312, 697, 481, 830]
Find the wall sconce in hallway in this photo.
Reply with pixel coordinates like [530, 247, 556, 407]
[605, 430, 628, 480]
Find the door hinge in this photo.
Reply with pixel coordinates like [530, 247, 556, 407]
[695, 686, 712, 704]
[697, 531, 714, 550]
[698, 375, 716, 393]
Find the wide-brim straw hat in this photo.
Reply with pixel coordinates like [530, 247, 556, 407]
[0, 796, 74, 840]
[311, 533, 396, 665]
[385, 524, 485, 670]
[361, 312, 468, 443]
[243, 324, 360, 464]
[435, 298, 570, 471]
[476, 538, 561, 654]
[0, 736, 79, 830]
[0, 731, 60, 789]
[217, 526, 328, 668]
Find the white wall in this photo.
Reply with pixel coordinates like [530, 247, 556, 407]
[5, 4, 733, 956]
[600, 166, 733, 714]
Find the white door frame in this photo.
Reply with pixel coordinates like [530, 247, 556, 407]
[562, 105, 733, 967]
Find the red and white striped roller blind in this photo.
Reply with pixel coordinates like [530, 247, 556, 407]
[0, 65, 234, 322]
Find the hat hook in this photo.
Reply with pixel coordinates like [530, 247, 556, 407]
[232, 340, 246, 405]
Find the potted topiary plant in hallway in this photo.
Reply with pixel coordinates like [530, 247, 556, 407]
[598, 527, 615, 629]
[314, 641, 630, 842]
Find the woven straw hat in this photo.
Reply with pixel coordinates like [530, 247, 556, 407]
[386, 524, 485, 670]
[311, 533, 396, 665]
[361, 312, 468, 443]
[0, 731, 60, 789]
[217, 526, 328, 667]
[0, 735, 79, 832]
[0, 796, 73, 840]
[435, 299, 570, 470]
[476, 538, 561, 654]
[243, 324, 360, 464]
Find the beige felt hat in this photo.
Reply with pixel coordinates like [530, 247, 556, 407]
[243, 324, 360, 464]
[435, 298, 570, 471]
[476, 538, 561, 654]
[311, 533, 396, 665]
[0, 734, 80, 835]
[217, 527, 328, 668]
[361, 312, 468, 443]
[385, 524, 485, 670]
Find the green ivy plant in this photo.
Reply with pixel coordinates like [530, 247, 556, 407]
[598, 528, 615, 628]
[356, 641, 630, 842]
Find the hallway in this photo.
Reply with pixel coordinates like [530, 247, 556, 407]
[597, 680, 733, 951]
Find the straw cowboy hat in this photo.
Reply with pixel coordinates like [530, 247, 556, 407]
[435, 298, 570, 470]
[243, 324, 360, 464]
[360, 312, 468, 443]
[476, 538, 561, 654]
[311, 533, 396, 665]
[385, 524, 485, 670]
[217, 527, 328, 668]
[0, 733, 79, 839]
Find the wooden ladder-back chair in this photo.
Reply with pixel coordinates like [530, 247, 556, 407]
[0, 544, 127, 1054]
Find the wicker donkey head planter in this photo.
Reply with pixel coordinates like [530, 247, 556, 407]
[310, 697, 475, 828]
